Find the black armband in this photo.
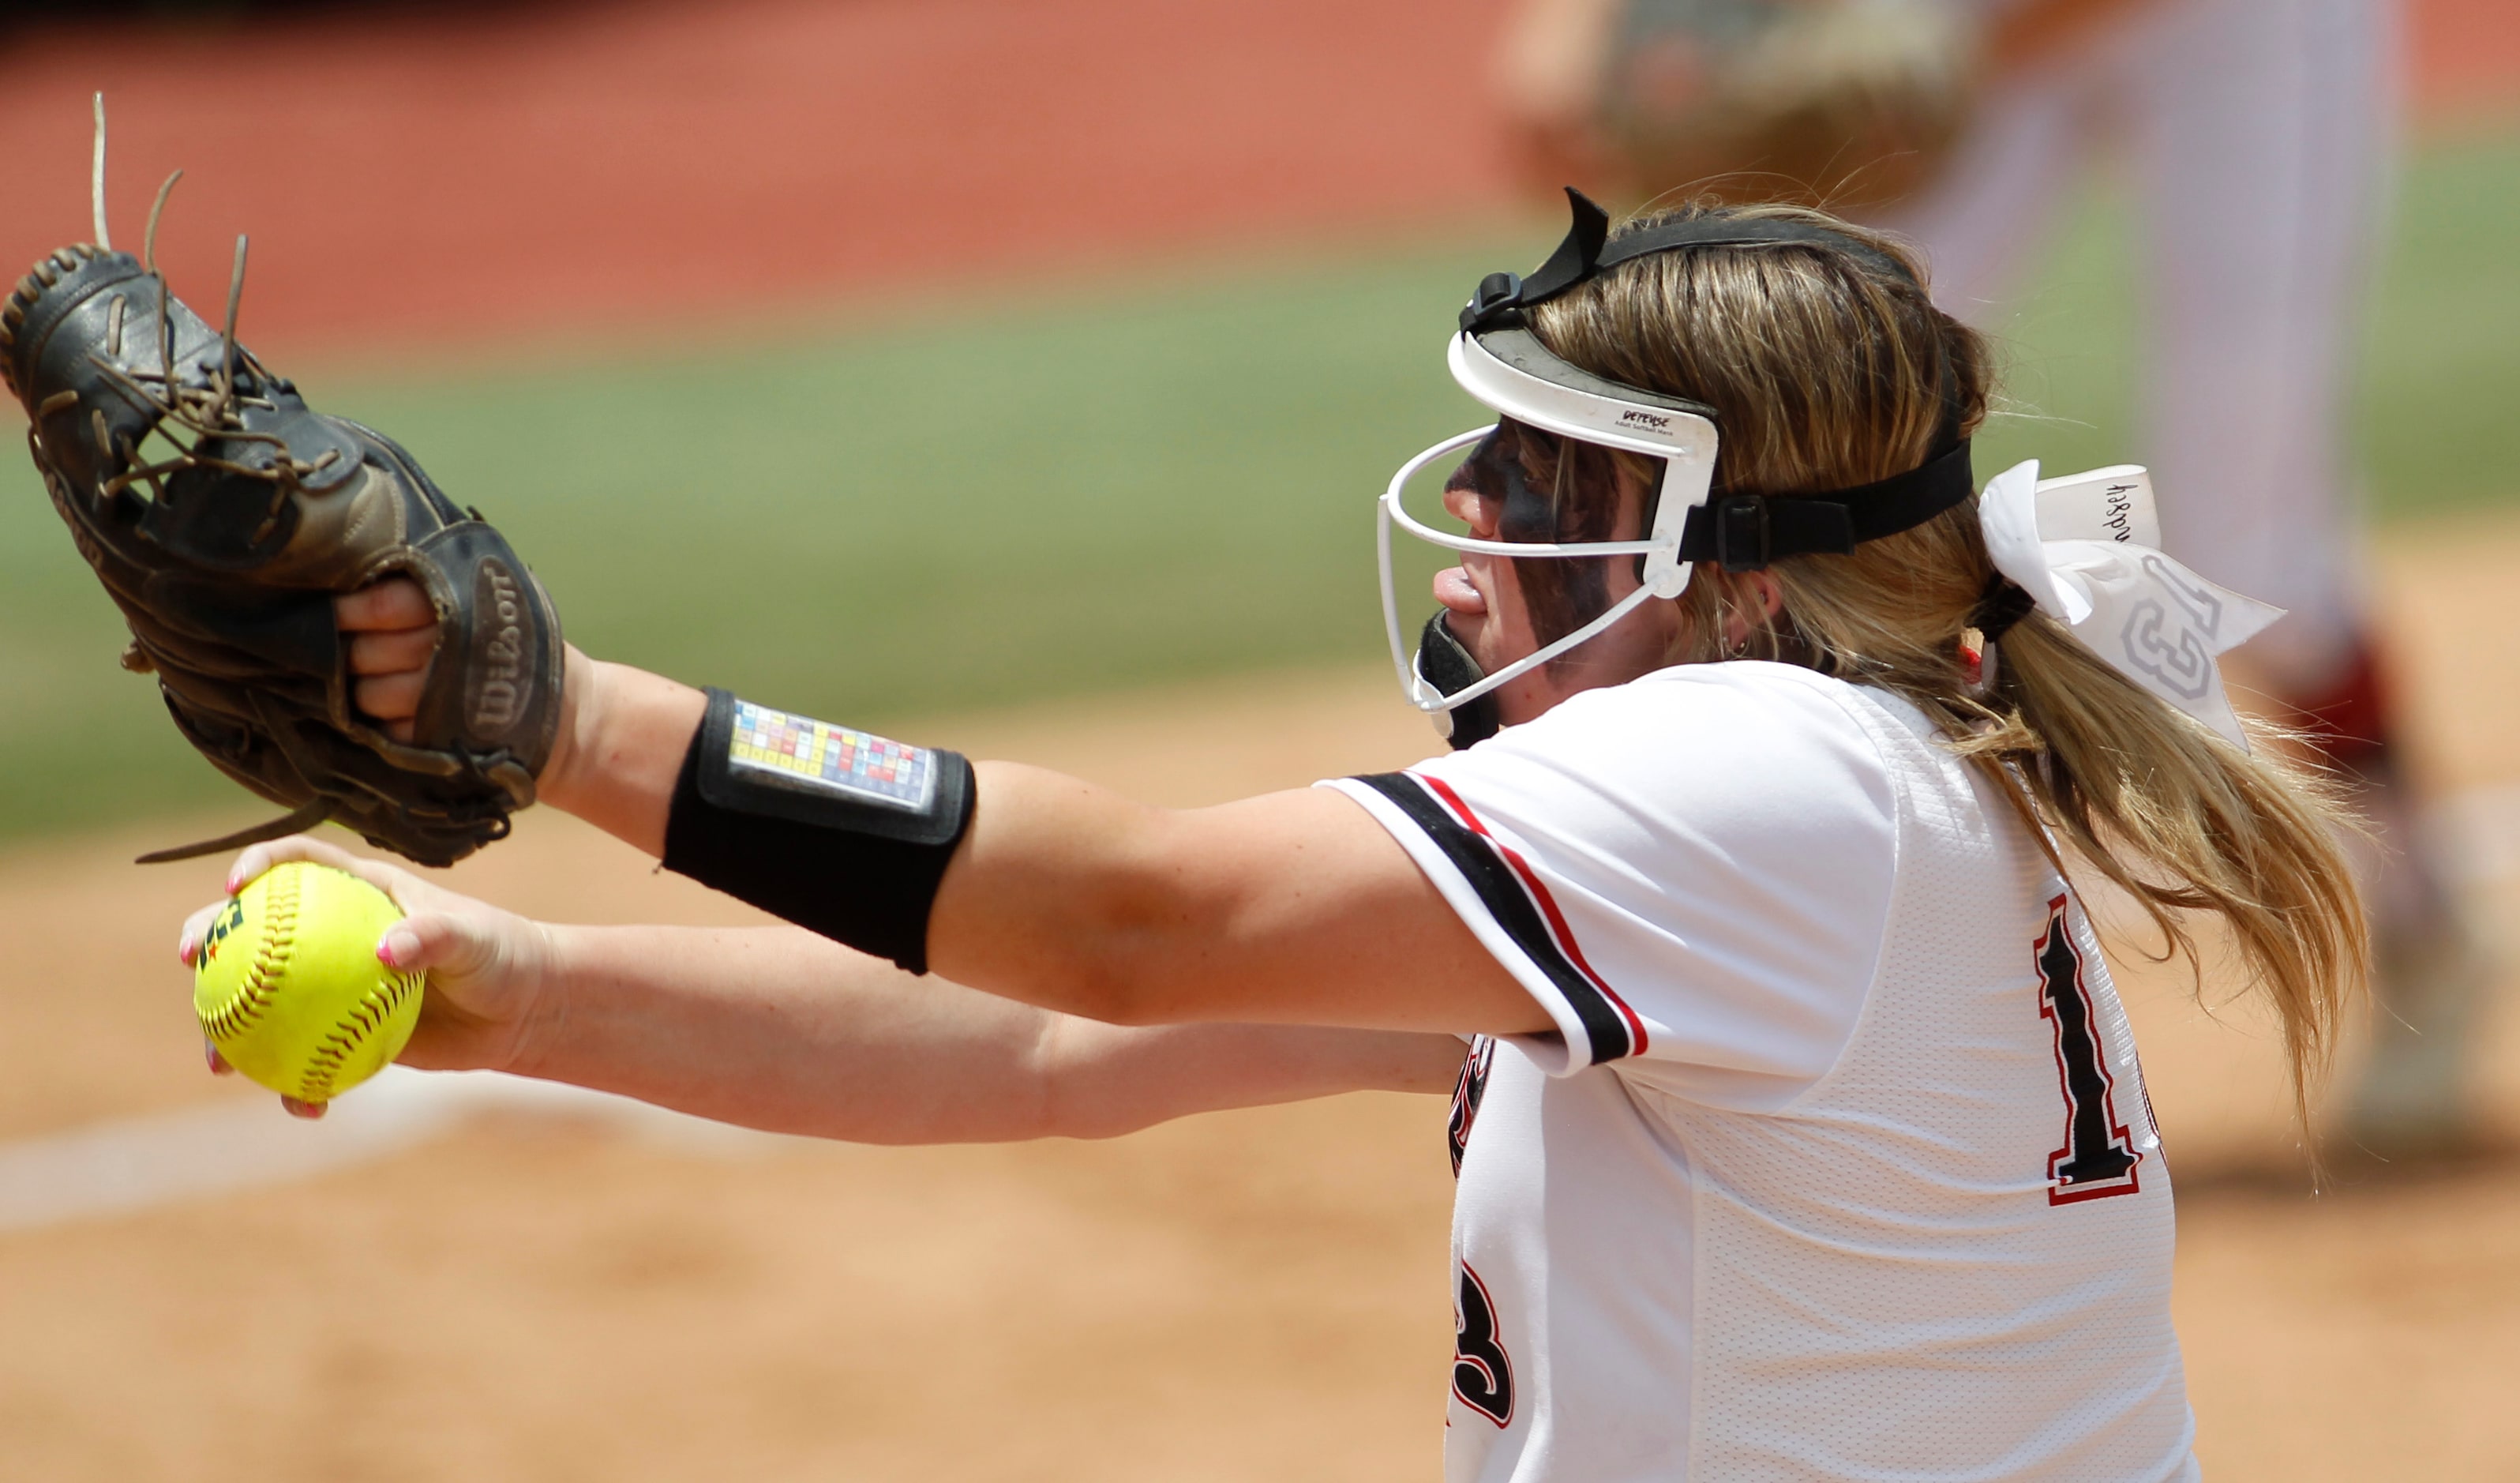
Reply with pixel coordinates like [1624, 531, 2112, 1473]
[662, 688, 976, 973]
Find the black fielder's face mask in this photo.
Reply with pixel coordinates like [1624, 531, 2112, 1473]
[1379, 187, 1978, 749]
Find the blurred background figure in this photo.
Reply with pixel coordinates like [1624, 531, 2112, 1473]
[1497, 0, 2492, 1158]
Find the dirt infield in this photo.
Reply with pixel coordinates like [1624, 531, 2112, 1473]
[0, 0, 2507, 362]
[5, 513, 2520, 1478]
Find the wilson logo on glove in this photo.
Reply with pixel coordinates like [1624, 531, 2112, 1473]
[469, 559, 534, 736]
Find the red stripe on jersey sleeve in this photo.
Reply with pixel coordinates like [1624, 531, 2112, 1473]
[1417, 773, 1651, 1057]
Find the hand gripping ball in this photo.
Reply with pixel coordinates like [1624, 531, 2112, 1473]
[194, 862, 426, 1103]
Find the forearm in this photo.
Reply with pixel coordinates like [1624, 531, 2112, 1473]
[529, 670, 1541, 1038]
[536, 653, 705, 858]
[513, 922, 1458, 1141]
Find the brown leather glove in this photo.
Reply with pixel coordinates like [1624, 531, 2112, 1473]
[3, 242, 564, 865]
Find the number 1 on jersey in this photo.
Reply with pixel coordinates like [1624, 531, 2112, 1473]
[2035, 895, 2143, 1204]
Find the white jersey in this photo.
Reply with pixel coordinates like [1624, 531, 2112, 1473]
[1323, 663, 2194, 1482]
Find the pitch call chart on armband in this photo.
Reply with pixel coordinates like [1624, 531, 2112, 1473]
[727, 700, 936, 811]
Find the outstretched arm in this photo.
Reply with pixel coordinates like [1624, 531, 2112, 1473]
[183, 836, 1467, 1136]
[341, 582, 1554, 1042]
[534, 923, 1465, 1140]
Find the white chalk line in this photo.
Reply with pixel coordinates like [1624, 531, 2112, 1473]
[6, 783, 2520, 1237]
[0, 1068, 783, 1235]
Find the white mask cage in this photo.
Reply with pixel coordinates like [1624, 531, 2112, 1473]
[1377, 327, 1720, 717]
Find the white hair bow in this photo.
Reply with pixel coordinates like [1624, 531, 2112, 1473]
[1977, 460, 2282, 749]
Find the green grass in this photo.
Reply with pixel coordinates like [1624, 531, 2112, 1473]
[2359, 135, 2520, 514]
[3, 133, 2514, 840]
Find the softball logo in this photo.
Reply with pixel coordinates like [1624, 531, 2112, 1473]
[193, 862, 426, 1105]
[195, 896, 246, 969]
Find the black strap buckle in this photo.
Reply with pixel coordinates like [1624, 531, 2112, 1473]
[1712, 495, 1770, 571]
[1461, 272, 1524, 332]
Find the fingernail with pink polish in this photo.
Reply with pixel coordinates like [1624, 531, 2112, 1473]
[378, 929, 418, 967]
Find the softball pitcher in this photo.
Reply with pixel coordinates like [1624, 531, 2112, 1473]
[178, 197, 2365, 1479]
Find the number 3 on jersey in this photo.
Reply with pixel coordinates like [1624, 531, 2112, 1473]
[2035, 895, 2143, 1204]
[1452, 1262, 1515, 1429]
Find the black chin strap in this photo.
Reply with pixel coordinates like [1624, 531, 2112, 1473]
[1416, 611, 1502, 749]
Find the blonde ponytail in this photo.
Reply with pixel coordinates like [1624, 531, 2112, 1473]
[1970, 612, 2366, 1137]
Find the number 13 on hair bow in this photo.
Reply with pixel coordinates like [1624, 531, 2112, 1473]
[1978, 460, 2284, 750]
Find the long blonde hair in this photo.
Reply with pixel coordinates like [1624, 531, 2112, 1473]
[1514, 201, 2368, 1133]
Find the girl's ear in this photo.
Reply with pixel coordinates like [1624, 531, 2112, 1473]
[1708, 569, 1787, 652]
[1742, 569, 1785, 624]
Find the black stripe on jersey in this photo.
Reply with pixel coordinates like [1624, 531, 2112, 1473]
[1352, 772, 1637, 1064]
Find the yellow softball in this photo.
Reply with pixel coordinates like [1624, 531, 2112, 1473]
[193, 862, 426, 1104]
